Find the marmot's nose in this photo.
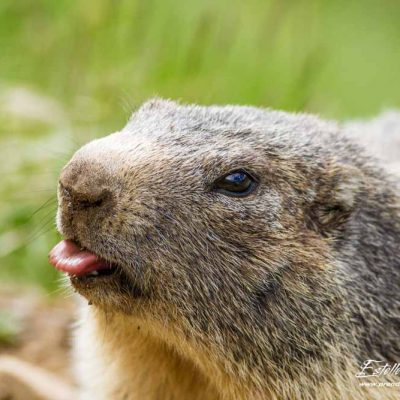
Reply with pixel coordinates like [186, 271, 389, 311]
[59, 160, 112, 211]
[61, 184, 110, 210]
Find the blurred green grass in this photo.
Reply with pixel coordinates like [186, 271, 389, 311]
[0, 0, 399, 291]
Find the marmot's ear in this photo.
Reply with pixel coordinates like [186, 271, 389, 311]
[307, 164, 364, 235]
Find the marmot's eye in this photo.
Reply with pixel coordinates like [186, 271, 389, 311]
[213, 170, 257, 197]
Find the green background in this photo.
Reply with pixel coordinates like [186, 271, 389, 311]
[1, 0, 399, 291]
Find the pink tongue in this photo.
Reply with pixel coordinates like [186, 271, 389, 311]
[49, 240, 112, 276]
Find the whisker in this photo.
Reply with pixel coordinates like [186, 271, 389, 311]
[28, 196, 57, 219]
[28, 225, 56, 245]
[30, 207, 58, 231]
[45, 283, 74, 299]
[25, 218, 57, 246]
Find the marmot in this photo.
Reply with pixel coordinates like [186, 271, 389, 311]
[49, 99, 400, 400]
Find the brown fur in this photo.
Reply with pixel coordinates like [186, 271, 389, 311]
[56, 99, 400, 399]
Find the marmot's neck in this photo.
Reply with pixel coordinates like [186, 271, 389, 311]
[76, 309, 222, 400]
[78, 306, 395, 400]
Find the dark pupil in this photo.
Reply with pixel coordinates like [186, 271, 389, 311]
[218, 171, 252, 193]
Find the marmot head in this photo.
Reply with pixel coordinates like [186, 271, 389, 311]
[50, 98, 364, 377]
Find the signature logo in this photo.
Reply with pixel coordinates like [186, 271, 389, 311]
[356, 359, 400, 378]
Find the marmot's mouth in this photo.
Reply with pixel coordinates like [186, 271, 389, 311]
[48, 240, 118, 279]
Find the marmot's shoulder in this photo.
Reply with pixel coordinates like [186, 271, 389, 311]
[344, 111, 400, 174]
